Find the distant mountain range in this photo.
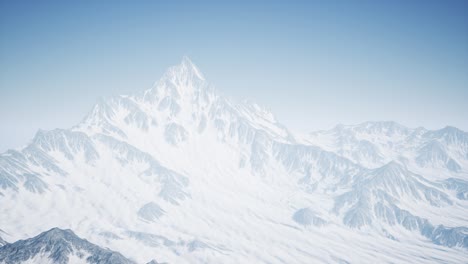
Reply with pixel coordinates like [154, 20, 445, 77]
[1, 57, 466, 263]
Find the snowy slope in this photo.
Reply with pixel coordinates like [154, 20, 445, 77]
[0, 57, 467, 263]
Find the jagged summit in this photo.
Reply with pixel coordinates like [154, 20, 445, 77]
[146, 56, 207, 99]
[180, 56, 205, 80]
[163, 56, 205, 85]
[74, 57, 290, 142]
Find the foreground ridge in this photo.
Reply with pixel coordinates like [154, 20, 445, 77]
[0, 228, 135, 264]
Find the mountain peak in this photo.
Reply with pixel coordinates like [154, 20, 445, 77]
[180, 55, 196, 68]
[171, 56, 205, 81]
[135, 57, 213, 111]
[144, 57, 208, 102]
[36, 227, 78, 242]
[43, 227, 73, 235]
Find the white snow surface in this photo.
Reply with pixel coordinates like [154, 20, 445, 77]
[1, 57, 467, 263]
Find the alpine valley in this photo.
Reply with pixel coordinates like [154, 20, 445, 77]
[1, 58, 467, 263]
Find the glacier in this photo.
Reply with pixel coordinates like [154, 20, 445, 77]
[0, 57, 467, 263]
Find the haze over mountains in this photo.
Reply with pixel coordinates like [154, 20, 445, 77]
[0, 58, 467, 263]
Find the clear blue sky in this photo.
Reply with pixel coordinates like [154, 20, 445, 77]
[1, 0, 467, 151]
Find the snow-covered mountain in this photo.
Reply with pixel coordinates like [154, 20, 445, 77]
[0, 228, 134, 264]
[1, 57, 467, 263]
[301, 121, 468, 174]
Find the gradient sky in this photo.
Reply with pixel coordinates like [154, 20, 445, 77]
[1, 0, 467, 151]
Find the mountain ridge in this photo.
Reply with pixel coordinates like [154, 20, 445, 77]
[0, 228, 135, 264]
[0, 57, 467, 263]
